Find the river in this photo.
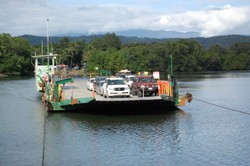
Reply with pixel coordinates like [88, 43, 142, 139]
[0, 71, 250, 166]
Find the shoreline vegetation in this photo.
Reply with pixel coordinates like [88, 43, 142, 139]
[0, 74, 7, 77]
[1, 33, 250, 77]
[2, 69, 250, 79]
[54, 69, 98, 78]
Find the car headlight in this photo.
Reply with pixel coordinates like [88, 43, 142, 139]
[108, 87, 114, 91]
[125, 87, 130, 90]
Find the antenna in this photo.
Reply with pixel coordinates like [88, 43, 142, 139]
[50, 38, 53, 54]
[47, 18, 49, 55]
[170, 54, 173, 76]
[41, 40, 43, 55]
[47, 18, 50, 69]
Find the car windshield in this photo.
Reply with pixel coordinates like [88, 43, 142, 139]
[97, 77, 106, 81]
[126, 77, 134, 81]
[107, 79, 125, 85]
[99, 82, 104, 86]
[138, 77, 155, 82]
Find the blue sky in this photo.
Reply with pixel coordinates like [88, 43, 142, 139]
[0, 0, 249, 37]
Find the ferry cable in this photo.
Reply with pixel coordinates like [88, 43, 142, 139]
[193, 97, 250, 116]
[42, 106, 47, 166]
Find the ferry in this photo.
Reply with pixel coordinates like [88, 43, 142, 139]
[32, 53, 192, 113]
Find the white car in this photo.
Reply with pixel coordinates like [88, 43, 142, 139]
[87, 78, 95, 91]
[103, 77, 130, 98]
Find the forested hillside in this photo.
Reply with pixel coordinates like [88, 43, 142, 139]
[1, 33, 250, 76]
[192, 35, 250, 48]
[20, 34, 250, 48]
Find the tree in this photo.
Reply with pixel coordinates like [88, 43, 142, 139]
[0, 34, 32, 75]
[91, 33, 121, 51]
[202, 44, 224, 71]
[166, 40, 204, 72]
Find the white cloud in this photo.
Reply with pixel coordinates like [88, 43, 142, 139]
[0, 1, 249, 37]
[199, 5, 249, 36]
[154, 5, 250, 36]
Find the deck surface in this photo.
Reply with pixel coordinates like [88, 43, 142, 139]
[63, 79, 162, 101]
[54, 79, 177, 113]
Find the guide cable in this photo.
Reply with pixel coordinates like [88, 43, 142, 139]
[42, 107, 47, 166]
[193, 97, 250, 116]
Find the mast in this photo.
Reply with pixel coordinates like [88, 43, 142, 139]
[170, 54, 173, 76]
[47, 18, 49, 70]
[41, 40, 43, 55]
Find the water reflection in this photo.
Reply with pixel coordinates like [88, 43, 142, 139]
[43, 110, 194, 165]
[175, 70, 250, 82]
[2, 71, 250, 165]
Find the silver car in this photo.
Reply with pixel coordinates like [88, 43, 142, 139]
[87, 78, 95, 91]
[95, 81, 105, 96]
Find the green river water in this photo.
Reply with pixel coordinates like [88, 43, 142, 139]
[0, 71, 250, 166]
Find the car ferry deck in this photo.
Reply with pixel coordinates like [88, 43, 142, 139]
[48, 78, 177, 113]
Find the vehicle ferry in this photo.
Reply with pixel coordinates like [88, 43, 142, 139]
[32, 53, 192, 113]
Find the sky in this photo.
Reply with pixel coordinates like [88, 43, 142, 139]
[0, 0, 249, 37]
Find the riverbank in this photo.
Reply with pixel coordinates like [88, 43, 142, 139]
[0, 74, 7, 77]
[0, 69, 98, 78]
[55, 69, 100, 78]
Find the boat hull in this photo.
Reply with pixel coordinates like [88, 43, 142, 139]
[48, 97, 177, 114]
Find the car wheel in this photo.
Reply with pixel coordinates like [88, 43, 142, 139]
[132, 89, 137, 96]
[137, 90, 142, 97]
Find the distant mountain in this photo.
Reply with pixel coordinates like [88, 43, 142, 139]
[55, 29, 200, 39]
[20, 34, 102, 45]
[19, 34, 179, 46]
[192, 35, 250, 48]
[20, 33, 250, 48]
[115, 29, 200, 39]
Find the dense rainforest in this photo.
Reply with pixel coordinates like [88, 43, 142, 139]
[1, 33, 250, 76]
